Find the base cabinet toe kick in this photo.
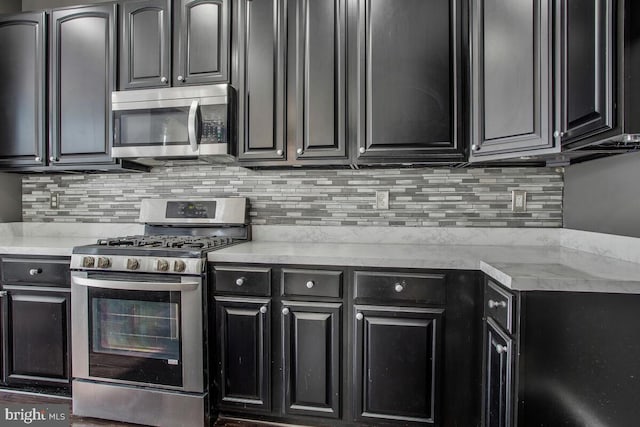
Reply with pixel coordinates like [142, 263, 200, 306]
[210, 263, 482, 427]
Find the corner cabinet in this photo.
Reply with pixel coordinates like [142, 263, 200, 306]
[49, 4, 117, 168]
[351, 0, 466, 164]
[0, 12, 47, 169]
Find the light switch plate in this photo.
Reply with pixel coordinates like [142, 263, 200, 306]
[511, 190, 527, 212]
[376, 190, 389, 210]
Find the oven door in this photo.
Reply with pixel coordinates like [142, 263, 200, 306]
[71, 271, 204, 393]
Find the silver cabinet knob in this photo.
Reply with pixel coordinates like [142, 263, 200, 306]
[306, 281, 315, 289]
[49, 156, 57, 162]
[177, 75, 185, 82]
[471, 144, 480, 151]
[34, 156, 41, 162]
[160, 76, 168, 83]
[0, 291, 7, 297]
[495, 344, 508, 354]
[282, 307, 290, 315]
[276, 149, 283, 156]
[235, 277, 245, 286]
[29, 268, 42, 276]
[356, 312, 363, 321]
[260, 306, 267, 314]
[488, 300, 507, 309]
[394, 282, 404, 293]
[553, 130, 565, 138]
[359, 147, 366, 154]
[296, 148, 303, 155]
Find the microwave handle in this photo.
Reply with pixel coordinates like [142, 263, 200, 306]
[188, 99, 200, 152]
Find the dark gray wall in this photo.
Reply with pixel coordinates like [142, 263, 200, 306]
[22, 0, 110, 11]
[0, 0, 22, 13]
[564, 151, 640, 237]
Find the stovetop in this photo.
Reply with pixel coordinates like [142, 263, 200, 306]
[96, 234, 235, 250]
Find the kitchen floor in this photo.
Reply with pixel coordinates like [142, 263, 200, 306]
[0, 391, 276, 427]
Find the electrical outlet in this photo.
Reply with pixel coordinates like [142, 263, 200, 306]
[511, 190, 527, 212]
[50, 192, 60, 209]
[376, 190, 389, 210]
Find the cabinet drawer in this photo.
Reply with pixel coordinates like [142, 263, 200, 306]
[485, 280, 516, 334]
[281, 269, 343, 298]
[214, 266, 271, 296]
[354, 271, 445, 305]
[1, 258, 70, 286]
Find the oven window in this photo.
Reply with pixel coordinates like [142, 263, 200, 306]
[92, 298, 180, 360]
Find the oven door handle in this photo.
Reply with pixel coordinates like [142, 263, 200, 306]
[72, 276, 199, 292]
[188, 99, 200, 152]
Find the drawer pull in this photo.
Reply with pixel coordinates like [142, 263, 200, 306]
[305, 280, 315, 289]
[235, 277, 246, 286]
[394, 281, 405, 293]
[282, 307, 290, 315]
[488, 299, 507, 309]
[29, 268, 42, 276]
[356, 312, 363, 321]
[260, 306, 267, 314]
[495, 344, 508, 354]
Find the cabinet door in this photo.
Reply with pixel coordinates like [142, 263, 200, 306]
[469, 0, 557, 161]
[2, 287, 70, 388]
[50, 4, 117, 167]
[0, 12, 46, 169]
[120, 0, 171, 90]
[282, 301, 341, 418]
[354, 305, 443, 425]
[288, 0, 348, 162]
[216, 297, 271, 413]
[483, 319, 514, 427]
[236, 0, 286, 162]
[560, 0, 615, 144]
[174, 0, 229, 86]
[352, 0, 465, 164]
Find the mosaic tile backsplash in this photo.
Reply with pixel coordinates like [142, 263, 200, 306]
[22, 165, 563, 227]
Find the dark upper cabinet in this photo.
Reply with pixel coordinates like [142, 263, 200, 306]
[0, 12, 47, 169]
[353, 305, 443, 425]
[351, 0, 465, 164]
[174, 0, 229, 86]
[49, 4, 117, 167]
[119, 0, 172, 90]
[469, 0, 558, 161]
[560, 0, 616, 144]
[288, 0, 348, 163]
[235, 0, 287, 162]
[215, 297, 271, 414]
[282, 301, 341, 419]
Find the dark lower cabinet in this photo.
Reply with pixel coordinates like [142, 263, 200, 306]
[282, 301, 341, 418]
[2, 288, 70, 388]
[215, 297, 271, 413]
[484, 319, 514, 427]
[353, 305, 443, 425]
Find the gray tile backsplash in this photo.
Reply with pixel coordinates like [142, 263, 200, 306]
[22, 164, 563, 227]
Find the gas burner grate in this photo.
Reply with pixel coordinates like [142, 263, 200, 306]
[97, 235, 234, 249]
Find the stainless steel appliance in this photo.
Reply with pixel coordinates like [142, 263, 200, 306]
[71, 197, 249, 427]
[111, 85, 235, 165]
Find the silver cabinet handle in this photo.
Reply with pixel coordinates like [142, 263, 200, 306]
[282, 307, 290, 315]
[235, 277, 245, 286]
[29, 268, 42, 276]
[306, 281, 315, 289]
[187, 99, 200, 152]
[553, 130, 565, 138]
[356, 312, 363, 320]
[394, 281, 405, 293]
[160, 76, 168, 83]
[177, 75, 185, 82]
[276, 149, 283, 156]
[495, 344, 508, 354]
[0, 291, 7, 297]
[488, 300, 507, 309]
[49, 156, 57, 162]
[260, 306, 267, 314]
[296, 148, 303, 155]
[471, 144, 480, 151]
[359, 147, 366, 154]
[34, 156, 41, 162]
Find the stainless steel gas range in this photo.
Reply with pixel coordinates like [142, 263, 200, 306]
[70, 197, 249, 427]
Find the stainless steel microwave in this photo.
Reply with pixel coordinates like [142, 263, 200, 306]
[111, 84, 235, 164]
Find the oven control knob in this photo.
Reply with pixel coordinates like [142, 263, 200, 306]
[126, 259, 140, 270]
[82, 256, 95, 268]
[156, 259, 169, 272]
[174, 260, 186, 273]
[97, 257, 111, 269]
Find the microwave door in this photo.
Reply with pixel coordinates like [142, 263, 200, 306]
[187, 99, 201, 152]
